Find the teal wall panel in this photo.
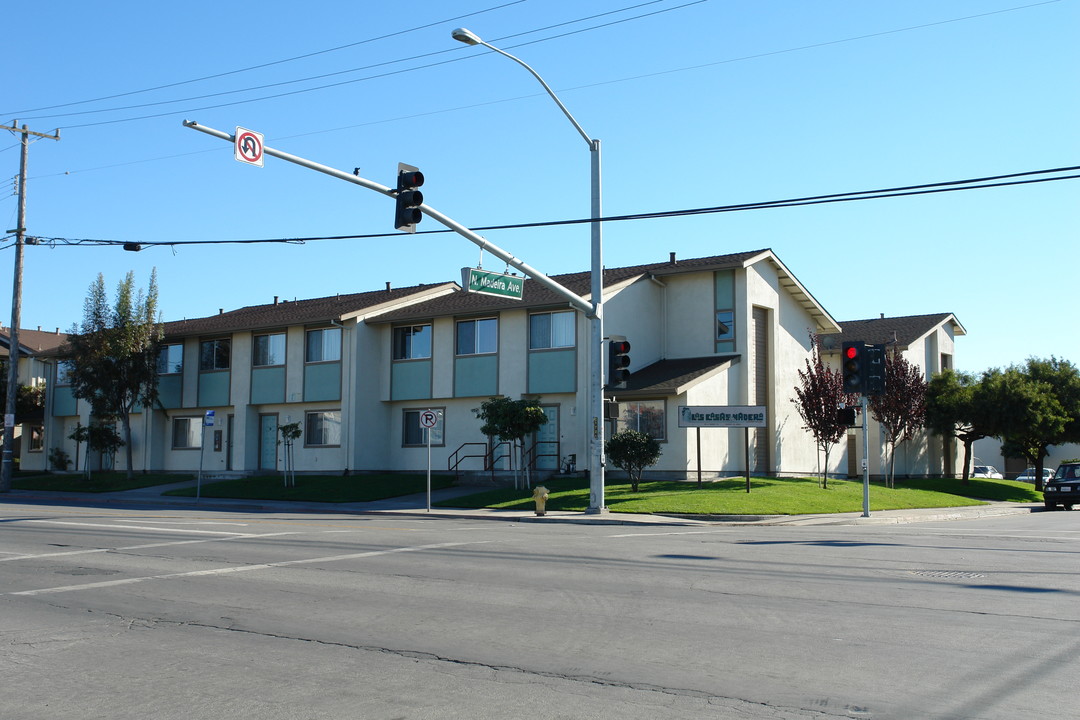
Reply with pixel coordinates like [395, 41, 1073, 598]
[158, 375, 183, 409]
[304, 363, 341, 402]
[198, 371, 230, 407]
[251, 366, 286, 404]
[392, 361, 432, 401]
[52, 387, 77, 417]
[528, 350, 576, 394]
[455, 355, 498, 397]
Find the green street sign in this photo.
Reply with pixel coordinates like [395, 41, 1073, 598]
[462, 267, 524, 300]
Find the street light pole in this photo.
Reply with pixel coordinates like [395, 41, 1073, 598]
[452, 28, 607, 513]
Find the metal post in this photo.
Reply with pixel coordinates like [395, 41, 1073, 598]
[861, 394, 870, 517]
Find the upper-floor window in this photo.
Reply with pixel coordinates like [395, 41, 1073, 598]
[529, 311, 575, 350]
[157, 344, 183, 374]
[56, 360, 75, 385]
[393, 324, 431, 360]
[199, 339, 231, 371]
[306, 328, 341, 363]
[456, 318, 498, 356]
[254, 333, 286, 367]
[716, 310, 735, 342]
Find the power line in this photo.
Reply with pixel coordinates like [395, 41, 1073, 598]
[1, 1, 528, 116]
[8, 1, 696, 127]
[21, 164, 1079, 250]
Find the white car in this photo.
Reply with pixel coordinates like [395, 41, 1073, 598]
[1015, 468, 1054, 483]
[972, 465, 1003, 479]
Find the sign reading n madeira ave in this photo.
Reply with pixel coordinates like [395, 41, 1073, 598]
[462, 267, 524, 300]
[678, 406, 767, 428]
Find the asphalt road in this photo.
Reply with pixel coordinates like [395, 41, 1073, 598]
[2, 502, 1077, 719]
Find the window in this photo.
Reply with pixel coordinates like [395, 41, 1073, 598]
[529, 311, 575, 350]
[199, 339, 231, 371]
[305, 411, 341, 447]
[456, 318, 498, 356]
[403, 409, 444, 447]
[253, 333, 286, 367]
[172, 417, 202, 449]
[28, 426, 44, 452]
[306, 328, 341, 363]
[716, 310, 735, 342]
[157, 344, 183, 374]
[616, 400, 666, 441]
[393, 324, 431, 360]
[56, 360, 74, 385]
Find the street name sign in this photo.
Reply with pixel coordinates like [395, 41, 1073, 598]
[462, 267, 524, 300]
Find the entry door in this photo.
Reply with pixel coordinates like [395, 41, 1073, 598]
[533, 406, 559, 470]
[259, 414, 278, 471]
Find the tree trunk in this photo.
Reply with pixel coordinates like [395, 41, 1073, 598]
[121, 413, 135, 480]
[822, 445, 830, 489]
[961, 438, 973, 485]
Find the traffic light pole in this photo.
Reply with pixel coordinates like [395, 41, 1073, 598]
[861, 394, 870, 517]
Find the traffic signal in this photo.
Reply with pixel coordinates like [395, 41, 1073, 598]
[842, 341, 866, 393]
[864, 343, 886, 396]
[394, 163, 424, 232]
[608, 336, 631, 389]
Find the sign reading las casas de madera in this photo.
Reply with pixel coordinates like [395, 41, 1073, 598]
[678, 405, 767, 428]
[462, 267, 524, 300]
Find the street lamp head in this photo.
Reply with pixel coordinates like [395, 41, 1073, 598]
[451, 27, 483, 46]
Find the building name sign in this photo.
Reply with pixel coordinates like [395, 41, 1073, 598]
[678, 405, 767, 428]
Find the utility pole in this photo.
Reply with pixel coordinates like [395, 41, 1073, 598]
[1, 123, 60, 492]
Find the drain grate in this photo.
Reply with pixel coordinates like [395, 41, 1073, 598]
[910, 570, 986, 579]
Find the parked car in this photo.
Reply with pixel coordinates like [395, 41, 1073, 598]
[1043, 463, 1080, 510]
[1015, 468, 1054, 483]
[972, 465, 1003, 479]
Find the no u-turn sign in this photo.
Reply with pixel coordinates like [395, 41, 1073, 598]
[234, 127, 264, 167]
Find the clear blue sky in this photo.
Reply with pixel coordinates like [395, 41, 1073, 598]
[3, 0, 1076, 373]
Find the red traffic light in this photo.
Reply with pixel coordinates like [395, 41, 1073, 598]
[611, 340, 631, 355]
[845, 345, 858, 360]
[398, 170, 424, 189]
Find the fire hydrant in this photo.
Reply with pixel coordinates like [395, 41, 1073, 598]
[532, 486, 549, 516]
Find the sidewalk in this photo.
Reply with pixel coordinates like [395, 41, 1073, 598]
[1, 480, 1043, 527]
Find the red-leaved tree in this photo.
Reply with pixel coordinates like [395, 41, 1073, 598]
[793, 335, 858, 488]
[868, 351, 927, 487]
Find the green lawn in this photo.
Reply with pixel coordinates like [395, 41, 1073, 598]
[12, 472, 193, 493]
[163, 473, 454, 503]
[435, 476, 1043, 515]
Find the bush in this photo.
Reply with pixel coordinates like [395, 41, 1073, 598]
[48, 447, 71, 471]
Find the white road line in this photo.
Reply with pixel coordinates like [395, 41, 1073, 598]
[0, 532, 303, 562]
[606, 529, 737, 538]
[25, 520, 251, 536]
[9, 540, 490, 596]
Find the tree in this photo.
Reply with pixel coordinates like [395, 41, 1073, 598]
[605, 430, 661, 492]
[925, 369, 995, 485]
[69, 421, 124, 479]
[985, 358, 1080, 492]
[66, 271, 162, 480]
[473, 396, 548, 489]
[792, 335, 857, 488]
[0, 359, 45, 422]
[868, 351, 927, 487]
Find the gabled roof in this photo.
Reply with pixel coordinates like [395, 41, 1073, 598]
[822, 313, 966, 352]
[161, 282, 457, 338]
[605, 355, 739, 399]
[0, 326, 71, 356]
[368, 249, 838, 330]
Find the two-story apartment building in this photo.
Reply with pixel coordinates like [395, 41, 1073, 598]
[32, 249, 967, 482]
[1, 325, 68, 468]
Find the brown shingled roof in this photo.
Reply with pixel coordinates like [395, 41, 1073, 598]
[0, 326, 71, 356]
[370, 250, 771, 324]
[161, 282, 456, 338]
[822, 313, 966, 351]
[606, 355, 740, 399]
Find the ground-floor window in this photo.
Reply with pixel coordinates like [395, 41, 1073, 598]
[28, 425, 44, 452]
[616, 399, 666, 441]
[172, 417, 202, 449]
[305, 411, 341, 447]
[403, 408, 444, 447]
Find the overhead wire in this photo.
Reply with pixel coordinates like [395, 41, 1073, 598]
[18, 165, 1078, 250]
